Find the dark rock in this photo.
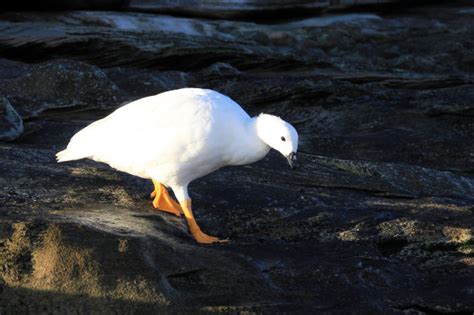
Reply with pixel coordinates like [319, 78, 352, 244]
[1, 60, 127, 119]
[1, 8, 471, 76]
[0, 0, 130, 10]
[0, 11, 331, 71]
[0, 97, 23, 141]
[128, 0, 399, 19]
[129, 0, 328, 19]
[0, 59, 29, 85]
[0, 1, 473, 313]
[198, 62, 241, 78]
[105, 67, 194, 99]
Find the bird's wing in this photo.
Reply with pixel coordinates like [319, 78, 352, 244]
[59, 89, 223, 165]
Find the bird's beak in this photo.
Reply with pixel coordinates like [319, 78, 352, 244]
[286, 152, 297, 169]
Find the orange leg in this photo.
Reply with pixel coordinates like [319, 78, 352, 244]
[180, 199, 228, 244]
[150, 180, 182, 217]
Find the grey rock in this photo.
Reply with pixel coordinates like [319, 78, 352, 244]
[0, 97, 23, 141]
[199, 62, 241, 78]
[0, 11, 331, 71]
[1, 60, 127, 119]
[1, 8, 471, 76]
[0, 59, 29, 85]
[129, 0, 329, 18]
[105, 67, 194, 99]
[1, 0, 130, 10]
[129, 0, 398, 19]
[0, 2, 473, 313]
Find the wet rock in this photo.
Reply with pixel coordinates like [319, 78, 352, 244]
[129, 0, 329, 19]
[105, 68, 194, 99]
[0, 1, 473, 313]
[0, 11, 330, 71]
[1, 0, 130, 10]
[129, 0, 400, 19]
[0, 8, 471, 76]
[1, 60, 127, 119]
[0, 97, 23, 141]
[198, 62, 241, 78]
[0, 59, 29, 85]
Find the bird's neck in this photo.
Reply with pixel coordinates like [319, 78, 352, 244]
[226, 117, 270, 165]
[225, 116, 270, 166]
[244, 117, 271, 163]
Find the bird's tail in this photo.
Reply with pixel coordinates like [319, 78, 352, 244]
[56, 149, 83, 163]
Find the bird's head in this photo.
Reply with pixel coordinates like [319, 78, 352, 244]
[255, 114, 299, 168]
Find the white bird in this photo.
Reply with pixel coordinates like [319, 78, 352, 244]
[56, 88, 298, 244]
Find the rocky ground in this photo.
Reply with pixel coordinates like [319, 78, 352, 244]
[0, 1, 473, 313]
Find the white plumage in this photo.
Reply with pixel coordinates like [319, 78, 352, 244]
[57, 88, 298, 244]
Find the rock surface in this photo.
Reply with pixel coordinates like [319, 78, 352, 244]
[129, 0, 328, 19]
[1, 60, 126, 119]
[0, 97, 23, 141]
[0, 2, 473, 313]
[129, 0, 397, 19]
[1, 0, 130, 10]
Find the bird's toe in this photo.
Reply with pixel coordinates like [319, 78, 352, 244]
[192, 230, 228, 244]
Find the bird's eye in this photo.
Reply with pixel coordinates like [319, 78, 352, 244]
[281, 136, 286, 141]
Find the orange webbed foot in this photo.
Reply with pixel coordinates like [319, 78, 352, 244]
[180, 199, 228, 244]
[191, 229, 229, 244]
[151, 180, 182, 217]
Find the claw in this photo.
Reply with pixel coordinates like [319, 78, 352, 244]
[191, 230, 229, 244]
[180, 199, 229, 244]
